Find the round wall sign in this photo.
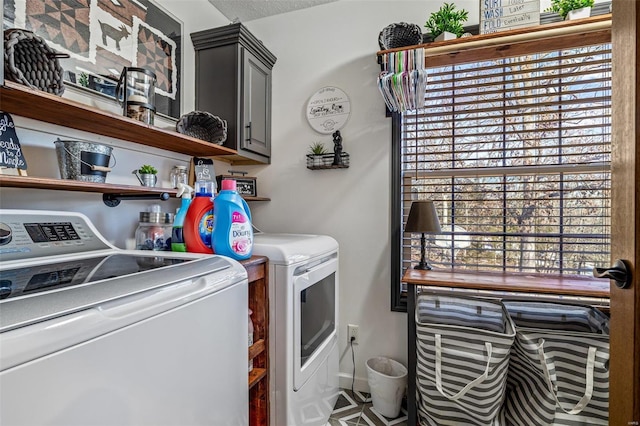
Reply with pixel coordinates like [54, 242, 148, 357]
[306, 86, 351, 134]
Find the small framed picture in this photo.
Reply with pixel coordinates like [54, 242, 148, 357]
[216, 174, 257, 197]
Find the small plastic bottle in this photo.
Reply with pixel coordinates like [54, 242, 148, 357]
[171, 183, 193, 252]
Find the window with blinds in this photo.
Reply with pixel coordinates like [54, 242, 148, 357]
[400, 42, 611, 278]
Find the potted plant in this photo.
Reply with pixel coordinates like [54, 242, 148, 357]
[133, 164, 158, 187]
[424, 3, 469, 42]
[545, 0, 594, 20]
[308, 142, 327, 167]
[78, 72, 89, 88]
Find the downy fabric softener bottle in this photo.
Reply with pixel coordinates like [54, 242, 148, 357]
[212, 179, 253, 260]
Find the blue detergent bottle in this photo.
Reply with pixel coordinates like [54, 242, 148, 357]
[212, 179, 253, 260]
[171, 183, 193, 252]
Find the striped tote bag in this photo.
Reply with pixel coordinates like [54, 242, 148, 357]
[502, 301, 610, 426]
[415, 294, 516, 426]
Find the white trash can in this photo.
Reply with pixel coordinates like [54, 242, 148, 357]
[366, 357, 408, 418]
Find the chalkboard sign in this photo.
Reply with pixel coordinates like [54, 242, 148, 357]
[0, 111, 28, 172]
[480, 0, 540, 34]
[189, 157, 217, 191]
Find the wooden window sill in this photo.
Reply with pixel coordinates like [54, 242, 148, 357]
[402, 268, 610, 299]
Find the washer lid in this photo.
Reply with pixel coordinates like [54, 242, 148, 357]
[0, 254, 246, 333]
[0, 254, 196, 301]
[252, 233, 338, 265]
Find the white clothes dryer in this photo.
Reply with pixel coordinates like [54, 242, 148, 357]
[253, 233, 340, 426]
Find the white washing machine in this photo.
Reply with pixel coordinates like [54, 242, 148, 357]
[0, 210, 249, 425]
[252, 233, 340, 426]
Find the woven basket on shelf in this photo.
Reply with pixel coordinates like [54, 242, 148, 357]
[176, 111, 227, 145]
[378, 22, 423, 50]
[4, 28, 67, 95]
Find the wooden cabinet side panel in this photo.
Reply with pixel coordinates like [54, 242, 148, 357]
[249, 277, 267, 350]
[244, 256, 269, 426]
[250, 378, 269, 426]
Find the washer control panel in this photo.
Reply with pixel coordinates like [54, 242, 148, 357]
[0, 211, 111, 262]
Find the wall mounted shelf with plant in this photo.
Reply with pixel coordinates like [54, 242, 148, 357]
[306, 153, 350, 170]
[306, 141, 349, 170]
[0, 175, 271, 206]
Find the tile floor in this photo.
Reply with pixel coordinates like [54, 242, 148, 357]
[327, 389, 408, 426]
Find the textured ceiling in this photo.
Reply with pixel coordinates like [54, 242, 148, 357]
[207, 0, 338, 22]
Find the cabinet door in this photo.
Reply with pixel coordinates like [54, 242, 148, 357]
[242, 50, 271, 158]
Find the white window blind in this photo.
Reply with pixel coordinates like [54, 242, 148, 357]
[401, 42, 611, 275]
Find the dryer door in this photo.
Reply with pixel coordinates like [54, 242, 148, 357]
[292, 255, 338, 391]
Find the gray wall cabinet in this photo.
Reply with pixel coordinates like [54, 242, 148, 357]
[191, 24, 277, 164]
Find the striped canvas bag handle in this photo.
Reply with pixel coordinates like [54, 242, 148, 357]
[434, 334, 493, 401]
[536, 339, 597, 415]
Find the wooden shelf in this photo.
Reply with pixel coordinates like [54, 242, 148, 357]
[0, 81, 237, 158]
[0, 175, 178, 195]
[402, 269, 610, 299]
[248, 339, 266, 361]
[0, 175, 270, 201]
[1, 81, 272, 196]
[248, 368, 267, 389]
[377, 14, 611, 68]
[212, 153, 267, 166]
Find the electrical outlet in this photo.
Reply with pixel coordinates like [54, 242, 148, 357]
[347, 324, 359, 344]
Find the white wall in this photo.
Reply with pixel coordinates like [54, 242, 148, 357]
[241, 0, 480, 391]
[241, 0, 607, 391]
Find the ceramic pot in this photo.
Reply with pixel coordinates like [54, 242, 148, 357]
[566, 6, 591, 20]
[435, 31, 457, 42]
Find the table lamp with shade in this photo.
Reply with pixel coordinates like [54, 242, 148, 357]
[405, 201, 442, 270]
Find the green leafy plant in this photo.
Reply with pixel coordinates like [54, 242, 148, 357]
[138, 164, 158, 174]
[424, 2, 469, 39]
[309, 142, 327, 155]
[78, 72, 89, 88]
[545, 0, 594, 19]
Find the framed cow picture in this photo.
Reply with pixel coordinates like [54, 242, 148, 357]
[2, 0, 182, 119]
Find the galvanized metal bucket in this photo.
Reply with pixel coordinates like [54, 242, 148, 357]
[54, 139, 115, 183]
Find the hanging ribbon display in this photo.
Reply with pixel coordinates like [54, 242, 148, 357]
[377, 48, 427, 113]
